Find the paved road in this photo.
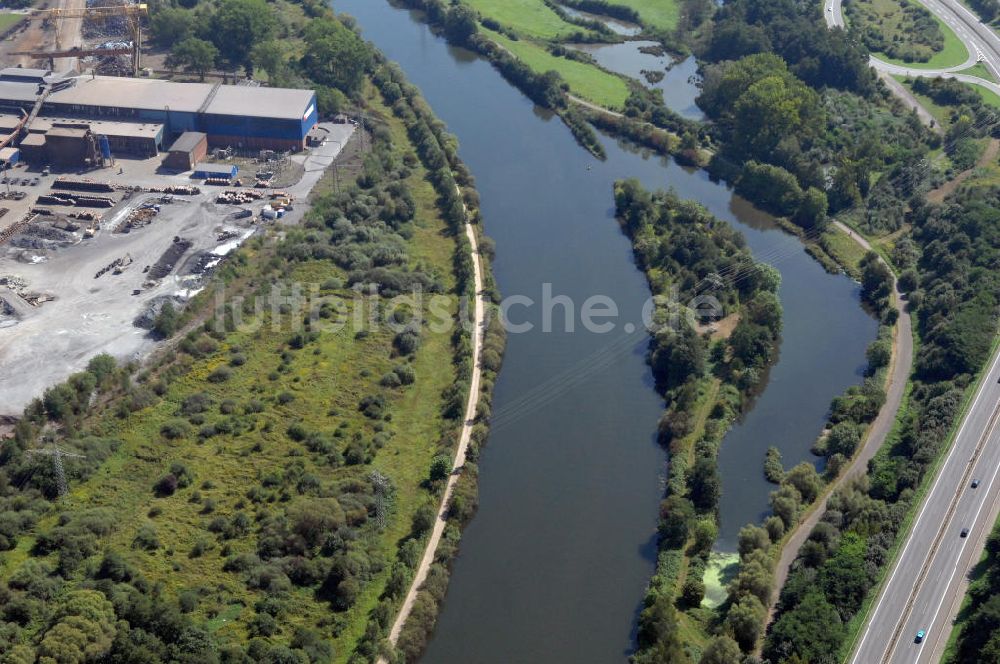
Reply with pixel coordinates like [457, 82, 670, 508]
[849, 343, 1000, 664]
[824, 0, 1000, 97]
[765, 223, 913, 630]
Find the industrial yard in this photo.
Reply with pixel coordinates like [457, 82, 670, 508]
[0, 120, 354, 415]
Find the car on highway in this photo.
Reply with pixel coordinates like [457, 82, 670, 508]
[961, 527, 970, 537]
[915, 630, 925, 644]
[972, 479, 981, 488]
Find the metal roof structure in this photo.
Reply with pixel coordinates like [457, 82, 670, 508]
[193, 162, 237, 175]
[168, 131, 207, 153]
[48, 76, 214, 114]
[0, 67, 51, 82]
[205, 85, 315, 120]
[44, 76, 315, 121]
[0, 82, 43, 105]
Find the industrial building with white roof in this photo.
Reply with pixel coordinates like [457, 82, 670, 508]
[0, 67, 318, 154]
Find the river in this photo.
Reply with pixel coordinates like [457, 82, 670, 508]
[336, 1, 878, 661]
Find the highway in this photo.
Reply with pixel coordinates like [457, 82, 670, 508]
[848, 344, 1000, 664]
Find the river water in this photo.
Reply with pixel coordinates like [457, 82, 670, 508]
[336, 1, 877, 661]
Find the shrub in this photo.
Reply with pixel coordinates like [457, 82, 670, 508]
[160, 419, 192, 440]
[132, 524, 160, 551]
[154, 474, 179, 497]
[207, 366, 232, 383]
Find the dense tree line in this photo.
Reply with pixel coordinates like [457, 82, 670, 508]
[703, 0, 875, 96]
[615, 180, 782, 663]
[698, 49, 930, 229]
[152, 0, 371, 115]
[764, 183, 1000, 663]
[968, 0, 1000, 21]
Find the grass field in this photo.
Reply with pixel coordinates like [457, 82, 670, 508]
[959, 61, 998, 83]
[0, 13, 23, 33]
[894, 75, 954, 127]
[599, 0, 679, 31]
[971, 80, 1000, 107]
[821, 224, 870, 279]
[485, 28, 630, 109]
[463, 0, 590, 39]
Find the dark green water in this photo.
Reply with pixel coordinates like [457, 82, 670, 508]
[335, 2, 877, 661]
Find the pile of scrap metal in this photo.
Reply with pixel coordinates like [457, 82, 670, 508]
[113, 205, 158, 233]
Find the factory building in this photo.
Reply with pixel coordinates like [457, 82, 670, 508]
[163, 131, 208, 171]
[0, 69, 318, 157]
[0, 116, 163, 165]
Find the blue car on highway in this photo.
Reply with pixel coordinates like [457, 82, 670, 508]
[915, 629, 926, 644]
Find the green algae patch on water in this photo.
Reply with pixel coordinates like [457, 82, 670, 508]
[701, 551, 740, 609]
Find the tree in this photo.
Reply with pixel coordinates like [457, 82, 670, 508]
[866, 338, 892, 373]
[784, 463, 822, 503]
[689, 456, 721, 511]
[209, 0, 276, 72]
[726, 595, 766, 651]
[443, 4, 478, 43]
[737, 161, 803, 217]
[85, 353, 116, 383]
[770, 483, 802, 528]
[738, 524, 770, 557]
[150, 6, 194, 46]
[251, 40, 290, 83]
[38, 590, 117, 664]
[861, 253, 893, 306]
[429, 454, 451, 482]
[826, 421, 861, 458]
[681, 576, 705, 607]
[765, 590, 844, 663]
[168, 38, 218, 81]
[731, 74, 821, 158]
[699, 635, 742, 664]
[795, 187, 829, 230]
[302, 18, 373, 95]
[659, 495, 695, 547]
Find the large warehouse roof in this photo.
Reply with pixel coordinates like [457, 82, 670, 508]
[48, 77, 214, 113]
[205, 86, 314, 120]
[45, 76, 314, 120]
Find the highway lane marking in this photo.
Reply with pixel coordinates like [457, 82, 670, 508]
[851, 346, 1000, 664]
[880, 397, 1000, 663]
[918, 414, 1000, 663]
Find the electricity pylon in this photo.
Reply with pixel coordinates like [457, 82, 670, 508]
[26, 446, 84, 497]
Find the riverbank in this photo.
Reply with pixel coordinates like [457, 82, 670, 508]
[764, 221, 914, 634]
